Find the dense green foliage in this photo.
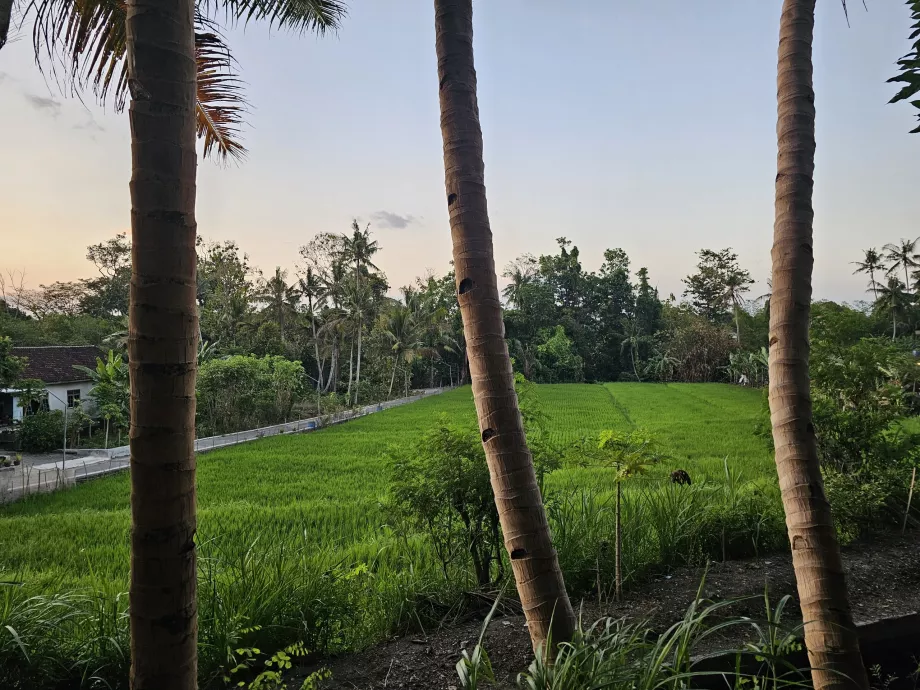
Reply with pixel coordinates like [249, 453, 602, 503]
[0, 383, 787, 688]
[196, 355, 306, 436]
[18, 410, 66, 452]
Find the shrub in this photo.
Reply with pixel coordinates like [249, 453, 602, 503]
[196, 355, 305, 436]
[19, 411, 65, 453]
[386, 418, 504, 587]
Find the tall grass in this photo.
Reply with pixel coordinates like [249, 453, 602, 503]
[0, 383, 783, 688]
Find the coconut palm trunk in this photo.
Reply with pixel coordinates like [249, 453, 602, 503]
[125, 0, 199, 684]
[389, 354, 399, 398]
[354, 321, 363, 406]
[434, 0, 575, 652]
[769, 2, 867, 688]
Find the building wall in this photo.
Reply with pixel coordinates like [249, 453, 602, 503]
[11, 382, 95, 421]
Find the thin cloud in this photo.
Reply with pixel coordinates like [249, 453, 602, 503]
[371, 210, 418, 229]
[25, 94, 62, 117]
[73, 117, 105, 132]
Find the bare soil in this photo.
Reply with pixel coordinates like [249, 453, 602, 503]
[302, 530, 920, 690]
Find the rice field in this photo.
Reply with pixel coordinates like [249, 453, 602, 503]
[0, 383, 781, 687]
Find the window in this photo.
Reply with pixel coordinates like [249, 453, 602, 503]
[67, 389, 81, 407]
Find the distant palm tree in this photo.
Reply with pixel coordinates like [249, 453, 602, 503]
[341, 220, 380, 406]
[877, 276, 912, 340]
[852, 248, 884, 300]
[501, 255, 538, 309]
[381, 293, 428, 398]
[300, 267, 327, 392]
[724, 271, 751, 344]
[620, 318, 647, 381]
[255, 267, 300, 342]
[883, 238, 920, 292]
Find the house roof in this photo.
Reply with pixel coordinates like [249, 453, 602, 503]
[11, 346, 101, 384]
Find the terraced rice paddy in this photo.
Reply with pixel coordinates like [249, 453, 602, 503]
[0, 383, 780, 687]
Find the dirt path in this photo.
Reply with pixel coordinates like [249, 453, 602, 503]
[305, 530, 920, 690]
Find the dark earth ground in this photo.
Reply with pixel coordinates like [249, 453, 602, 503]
[301, 530, 920, 690]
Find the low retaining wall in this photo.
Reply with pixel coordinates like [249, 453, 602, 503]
[1, 387, 450, 504]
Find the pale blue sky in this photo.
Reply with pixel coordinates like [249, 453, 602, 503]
[1, 0, 917, 303]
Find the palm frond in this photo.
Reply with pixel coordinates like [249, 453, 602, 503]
[27, 0, 249, 160]
[195, 28, 248, 162]
[28, 0, 127, 108]
[200, 0, 346, 34]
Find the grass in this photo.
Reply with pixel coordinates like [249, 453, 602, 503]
[0, 383, 783, 688]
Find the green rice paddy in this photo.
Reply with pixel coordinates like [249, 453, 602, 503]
[0, 383, 780, 686]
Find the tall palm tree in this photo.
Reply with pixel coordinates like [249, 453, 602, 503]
[877, 276, 912, 340]
[620, 318, 646, 382]
[5, 0, 346, 160]
[851, 248, 884, 300]
[124, 0, 199, 683]
[882, 237, 920, 292]
[501, 254, 538, 309]
[300, 267, 327, 392]
[724, 271, 751, 344]
[381, 294, 428, 398]
[255, 267, 300, 343]
[341, 220, 380, 406]
[768, 2, 868, 689]
[434, 0, 574, 651]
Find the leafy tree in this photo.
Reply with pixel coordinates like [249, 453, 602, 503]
[682, 248, 753, 337]
[74, 350, 130, 448]
[196, 354, 305, 435]
[197, 238, 255, 348]
[0, 335, 26, 388]
[81, 233, 132, 318]
[536, 326, 584, 383]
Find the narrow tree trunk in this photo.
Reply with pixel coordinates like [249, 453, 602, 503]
[104, 418, 110, 450]
[125, 0, 198, 682]
[309, 295, 324, 391]
[615, 478, 622, 602]
[346, 335, 354, 404]
[389, 354, 399, 398]
[734, 306, 742, 345]
[870, 269, 878, 301]
[893, 311, 898, 340]
[354, 320, 363, 406]
[769, 3, 867, 688]
[434, 0, 575, 652]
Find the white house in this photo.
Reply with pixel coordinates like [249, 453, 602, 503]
[1, 346, 100, 423]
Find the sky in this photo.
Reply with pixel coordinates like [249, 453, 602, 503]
[1, 0, 918, 304]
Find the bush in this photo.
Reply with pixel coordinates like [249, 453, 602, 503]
[385, 418, 504, 587]
[19, 411, 65, 452]
[196, 355, 305, 436]
[822, 467, 903, 543]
